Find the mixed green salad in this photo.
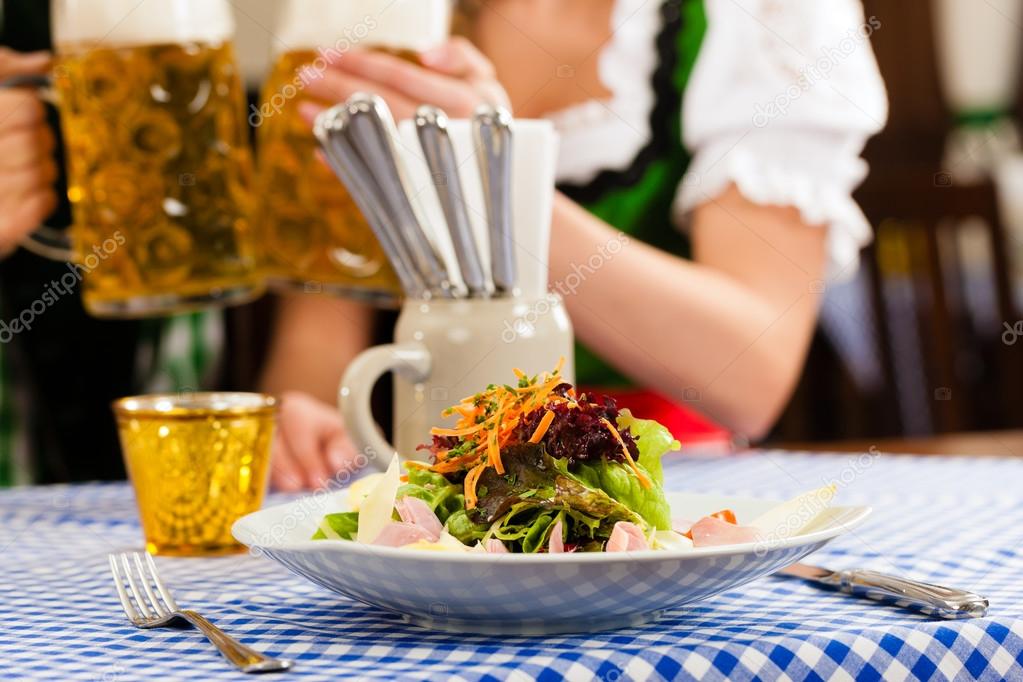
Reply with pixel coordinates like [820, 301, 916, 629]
[313, 363, 835, 553]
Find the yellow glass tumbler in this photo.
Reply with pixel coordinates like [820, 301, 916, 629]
[114, 392, 277, 556]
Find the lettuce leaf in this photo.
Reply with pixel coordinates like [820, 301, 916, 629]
[491, 503, 615, 553]
[562, 411, 678, 530]
[445, 509, 488, 545]
[570, 459, 671, 530]
[312, 511, 359, 540]
[469, 444, 646, 551]
[617, 409, 680, 487]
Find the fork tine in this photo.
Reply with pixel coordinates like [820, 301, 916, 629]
[108, 555, 140, 623]
[144, 553, 181, 612]
[132, 553, 170, 618]
[119, 554, 154, 619]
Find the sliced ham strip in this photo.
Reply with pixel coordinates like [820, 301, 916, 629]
[395, 496, 443, 540]
[484, 539, 509, 554]
[548, 520, 565, 553]
[372, 522, 436, 547]
[606, 521, 648, 552]
[688, 516, 761, 547]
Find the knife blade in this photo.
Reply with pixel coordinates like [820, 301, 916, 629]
[780, 563, 989, 619]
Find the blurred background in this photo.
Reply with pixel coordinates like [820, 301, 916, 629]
[773, 0, 1023, 447]
[225, 0, 1023, 448]
[8, 0, 1023, 452]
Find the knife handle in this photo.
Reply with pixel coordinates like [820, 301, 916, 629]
[473, 105, 516, 295]
[823, 569, 988, 619]
[415, 106, 487, 296]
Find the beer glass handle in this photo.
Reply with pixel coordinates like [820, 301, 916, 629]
[0, 74, 75, 262]
[339, 342, 431, 470]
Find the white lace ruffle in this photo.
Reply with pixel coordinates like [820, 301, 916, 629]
[546, 0, 662, 185]
[675, 130, 874, 278]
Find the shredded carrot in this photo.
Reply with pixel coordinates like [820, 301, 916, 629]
[464, 462, 487, 509]
[599, 417, 651, 489]
[432, 454, 484, 473]
[528, 410, 556, 443]
[423, 357, 651, 506]
[431, 422, 487, 437]
[488, 407, 505, 474]
[513, 368, 525, 379]
[453, 405, 477, 419]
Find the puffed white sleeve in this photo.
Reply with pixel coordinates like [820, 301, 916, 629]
[675, 0, 888, 277]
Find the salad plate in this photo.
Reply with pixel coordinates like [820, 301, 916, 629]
[234, 490, 869, 634]
[235, 364, 870, 634]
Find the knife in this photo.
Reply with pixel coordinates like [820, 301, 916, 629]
[780, 563, 989, 619]
[415, 105, 488, 297]
[472, 105, 517, 296]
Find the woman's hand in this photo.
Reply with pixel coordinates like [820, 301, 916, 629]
[302, 37, 510, 121]
[0, 48, 57, 256]
[270, 391, 361, 491]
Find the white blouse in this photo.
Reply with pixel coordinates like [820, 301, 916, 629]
[547, 0, 888, 277]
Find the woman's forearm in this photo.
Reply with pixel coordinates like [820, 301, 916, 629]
[549, 188, 827, 439]
[260, 293, 375, 405]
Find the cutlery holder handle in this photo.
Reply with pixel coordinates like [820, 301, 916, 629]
[339, 342, 431, 470]
[827, 569, 989, 619]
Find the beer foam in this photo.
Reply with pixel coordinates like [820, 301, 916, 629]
[274, 0, 451, 54]
[53, 0, 234, 51]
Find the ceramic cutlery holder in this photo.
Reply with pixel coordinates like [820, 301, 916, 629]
[320, 99, 572, 463]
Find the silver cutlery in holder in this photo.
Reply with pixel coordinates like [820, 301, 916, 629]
[473, 105, 517, 296]
[315, 94, 556, 301]
[315, 93, 454, 299]
[415, 105, 489, 297]
[318, 94, 574, 464]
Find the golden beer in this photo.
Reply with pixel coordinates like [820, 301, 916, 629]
[53, 40, 261, 316]
[114, 393, 277, 556]
[253, 49, 401, 302]
[252, 0, 451, 304]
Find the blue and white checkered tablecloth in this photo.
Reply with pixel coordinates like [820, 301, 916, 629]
[1, 450, 1022, 681]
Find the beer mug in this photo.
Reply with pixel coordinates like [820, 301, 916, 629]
[251, 0, 452, 305]
[341, 296, 575, 464]
[14, 0, 262, 317]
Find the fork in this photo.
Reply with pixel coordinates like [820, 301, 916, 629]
[109, 552, 292, 673]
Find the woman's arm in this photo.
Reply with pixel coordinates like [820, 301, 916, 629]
[297, 33, 872, 443]
[260, 293, 374, 404]
[550, 187, 826, 440]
